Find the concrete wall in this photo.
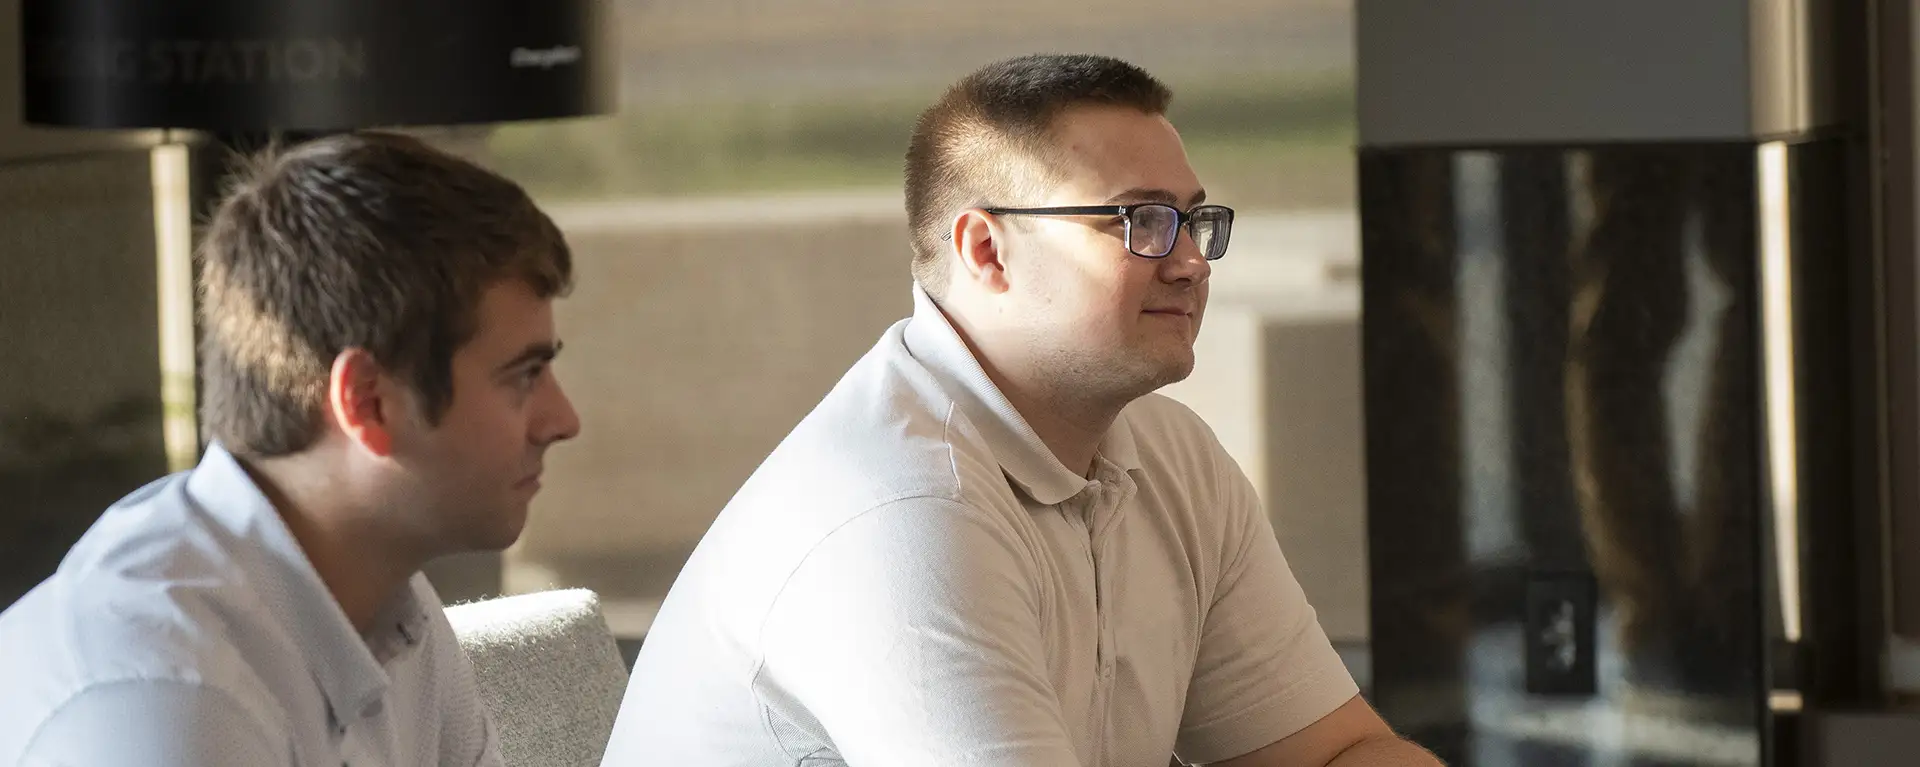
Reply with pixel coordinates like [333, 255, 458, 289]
[0, 0, 173, 603]
[507, 195, 915, 609]
[0, 150, 173, 606]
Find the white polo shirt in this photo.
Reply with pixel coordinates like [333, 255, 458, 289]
[605, 284, 1357, 766]
[0, 444, 500, 767]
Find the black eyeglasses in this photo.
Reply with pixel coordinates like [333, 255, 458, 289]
[983, 203, 1235, 261]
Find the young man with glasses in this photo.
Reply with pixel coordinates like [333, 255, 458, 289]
[605, 54, 1440, 766]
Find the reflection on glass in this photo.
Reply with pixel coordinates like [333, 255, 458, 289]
[1756, 140, 1802, 644]
[1363, 145, 1766, 766]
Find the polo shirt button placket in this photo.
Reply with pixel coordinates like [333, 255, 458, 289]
[1095, 474, 1131, 686]
[1093, 489, 1117, 684]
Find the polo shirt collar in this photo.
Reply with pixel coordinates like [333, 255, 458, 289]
[901, 283, 1145, 506]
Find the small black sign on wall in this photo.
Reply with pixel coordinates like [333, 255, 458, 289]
[20, 0, 615, 131]
[1525, 570, 1599, 697]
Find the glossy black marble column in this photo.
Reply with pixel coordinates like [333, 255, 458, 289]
[1362, 144, 1781, 765]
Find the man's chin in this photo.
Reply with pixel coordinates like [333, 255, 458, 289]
[1150, 349, 1197, 387]
[468, 506, 532, 552]
[1125, 362, 1194, 400]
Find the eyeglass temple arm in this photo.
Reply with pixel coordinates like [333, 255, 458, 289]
[980, 205, 1128, 215]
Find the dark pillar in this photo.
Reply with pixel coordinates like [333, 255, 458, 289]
[1358, 2, 1874, 764]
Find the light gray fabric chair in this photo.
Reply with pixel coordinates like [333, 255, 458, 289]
[446, 588, 629, 767]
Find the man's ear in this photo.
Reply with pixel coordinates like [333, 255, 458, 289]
[327, 348, 399, 458]
[950, 209, 1013, 294]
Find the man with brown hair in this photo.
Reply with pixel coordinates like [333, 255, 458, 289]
[0, 131, 581, 766]
[607, 55, 1438, 766]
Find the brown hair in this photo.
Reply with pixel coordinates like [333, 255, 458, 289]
[903, 54, 1172, 296]
[197, 130, 572, 458]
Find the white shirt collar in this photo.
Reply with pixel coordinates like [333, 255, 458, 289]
[184, 443, 431, 726]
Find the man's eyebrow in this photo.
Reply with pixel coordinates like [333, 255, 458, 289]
[494, 340, 563, 375]
[1104, 187, 1207, 207]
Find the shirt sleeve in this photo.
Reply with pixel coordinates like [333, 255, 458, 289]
[1175, 454, 1361, 765]
[21, 680, 287, 767]
[755, 497, 1083, 766]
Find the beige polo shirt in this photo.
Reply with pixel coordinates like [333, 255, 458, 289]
[605, 284, 1357, 766]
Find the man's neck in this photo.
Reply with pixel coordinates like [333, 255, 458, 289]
[958, 337, 1126, 477]
[999, 381, 1120, 478]
[940, 303, 1132, 476]
[239, 455, 429, 635]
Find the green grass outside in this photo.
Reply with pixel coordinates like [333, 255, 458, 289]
[488, 73, 1357, 209]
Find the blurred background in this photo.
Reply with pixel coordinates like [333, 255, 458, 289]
[10, 0, 1920, 764]
[478, 0, 1369, 657]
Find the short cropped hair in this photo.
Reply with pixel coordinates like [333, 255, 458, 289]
[903, 54, 1172, 295]
[197, 131, 572, 458]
